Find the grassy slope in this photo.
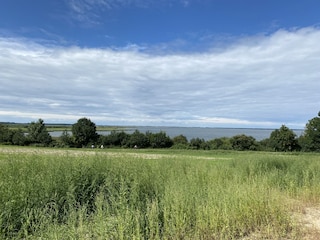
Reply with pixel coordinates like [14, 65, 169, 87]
[0, 146, 320, 239]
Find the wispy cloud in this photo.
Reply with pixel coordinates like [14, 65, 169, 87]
[66, 0, 195, 25]
[67, 0, 107, 25]
[0, 27, 319, 127]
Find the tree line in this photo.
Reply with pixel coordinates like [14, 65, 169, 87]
[1, 112, 320, 152]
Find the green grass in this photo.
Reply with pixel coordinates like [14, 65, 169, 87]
[0, 146, 320, 239]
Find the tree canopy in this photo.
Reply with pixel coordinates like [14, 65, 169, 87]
[72, 118, 98, 147]
[269, 125, 299, 151]
[300, 112, 320, 151]
[230, 134, 257, 151]
[27, 119, 52, 146]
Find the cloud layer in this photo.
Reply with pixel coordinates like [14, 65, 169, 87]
[1, 27, 319, 127]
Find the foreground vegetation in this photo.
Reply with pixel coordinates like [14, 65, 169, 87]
[1, 146, 320, 239]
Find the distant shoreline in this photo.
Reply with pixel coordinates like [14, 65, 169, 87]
[2, 122, 304, 132]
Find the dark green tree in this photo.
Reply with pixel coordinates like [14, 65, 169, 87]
[258, 138, 272, 151]
[100, 131, 129, 147]
[172, 134, 188, 145]
[172, 134, 189, 149]
[300, 112, 320, 152]
[208, 137, 232, 150]
[147, 131, 173, 148]
[0, 124, 11, 144]
[115, 131, 130, 147]
[27, 119, 52, 146]
[126, 130, 149, 148]
[11, 129, 27, 146]
[230, 134, 257, 151]
[189, 138, 209, 150]
[268, 125, 299, 151]
[72, 118, 98, 147]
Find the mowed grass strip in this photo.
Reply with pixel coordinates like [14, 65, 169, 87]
[0, 146, 319, 239]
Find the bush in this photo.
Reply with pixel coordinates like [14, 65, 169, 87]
[208, 137, 232, 150]
[58, 130, 74, 148]
[189, 138, 210, 150]
[230, 134, 257, 151]
[257, 138, 272, 151]
[172, 134, 188, 145]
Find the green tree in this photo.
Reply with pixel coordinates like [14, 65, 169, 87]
[100, 131, 129, 147]
[189, 138, 209, 150]
[27, 119, 52, 146]
[127, 130, 149, 148]
[0, 124, 11, 144]
[258, 138, 272, 151]
[300, 112, 320, 151]
[268, 125, 299, 151]
[11, 129, 27, 146]
[147, 131, 173, 148]
[230, 134, 257, 151]
[72, 118, 98, 147]
[172, 134, 189, 149]
[208, 137, 232, 150]
[173, 134, 188, 145]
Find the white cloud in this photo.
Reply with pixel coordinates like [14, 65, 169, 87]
[0, 27, 319, 128]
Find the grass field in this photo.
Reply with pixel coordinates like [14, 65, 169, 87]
[0, 146, 320, 239]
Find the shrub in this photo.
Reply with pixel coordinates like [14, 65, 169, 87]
[208, 137, 232, 150]
[230, 134, 257, 151]
[189, 138, 210, 150]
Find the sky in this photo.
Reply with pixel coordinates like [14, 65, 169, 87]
[0, 0, 320, 128]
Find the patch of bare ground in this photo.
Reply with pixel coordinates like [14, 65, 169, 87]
[241, 200, 320, 240]
[292, 204, 320, 240]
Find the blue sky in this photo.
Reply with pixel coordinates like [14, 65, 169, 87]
[0, 0, 320, 128]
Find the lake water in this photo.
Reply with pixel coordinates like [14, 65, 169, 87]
[50, 126, 304, 141]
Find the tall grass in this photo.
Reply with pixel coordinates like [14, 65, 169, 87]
[0, 147, 319, 239]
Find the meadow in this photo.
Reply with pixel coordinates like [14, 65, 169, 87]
[0, 146, 320, 239]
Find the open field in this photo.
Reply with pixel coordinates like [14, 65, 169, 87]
[0, 146, 320, 239]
